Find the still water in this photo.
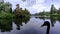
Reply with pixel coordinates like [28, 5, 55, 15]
[0, 17, 60, 34]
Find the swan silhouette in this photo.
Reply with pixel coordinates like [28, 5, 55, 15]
[41, 21, 50, 34]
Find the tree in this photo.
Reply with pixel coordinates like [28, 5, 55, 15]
[50, 4, 57, 14]
[22, 8, 30, 15]
[10, 8, 12, 13]
[0, 2, 12, 13]
[4, 2, 12, 12]
[14, 4, 22, 17]
[58, 8, 60, 14]
[50, 4, 54, 14]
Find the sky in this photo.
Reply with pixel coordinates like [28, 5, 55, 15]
[4, 0, 60, 14]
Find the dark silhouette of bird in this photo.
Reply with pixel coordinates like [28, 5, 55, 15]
[41, 21, 50, 34]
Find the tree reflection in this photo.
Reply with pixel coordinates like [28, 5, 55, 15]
[39, 17, 45, 20]
[50, 16, 56, 27]
[13, 18, 23, 30]
[22, 17, 30, 24]
[50, 15, 60, 27]
[13, 17, 30, 30]
[0, 17, 30, 32]
[38, 15, 60, 27]
[0, 19, 12, 32]
[57, 15, 60, 23]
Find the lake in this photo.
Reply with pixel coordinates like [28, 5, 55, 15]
[0, 16, 60, 34]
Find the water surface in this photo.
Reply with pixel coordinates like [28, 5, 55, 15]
[0, 17, 60, 34]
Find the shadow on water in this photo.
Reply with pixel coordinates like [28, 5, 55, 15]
[41, 21, 50, 34]
[0, 17, 30, 32]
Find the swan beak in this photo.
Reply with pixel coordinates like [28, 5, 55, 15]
[41, 25, 44, 27]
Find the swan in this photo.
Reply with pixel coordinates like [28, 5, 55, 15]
[41, 21, 50, 34]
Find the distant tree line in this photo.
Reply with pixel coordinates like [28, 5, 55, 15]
[34, 4, 60, 16]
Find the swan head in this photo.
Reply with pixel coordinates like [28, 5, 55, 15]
[41, 21, 50, 27]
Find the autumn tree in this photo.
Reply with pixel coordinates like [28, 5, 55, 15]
[14, 4, 22, 17]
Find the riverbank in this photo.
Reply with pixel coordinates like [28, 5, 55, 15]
[0, 11, 30, 19]
[35, 14, 60, 19]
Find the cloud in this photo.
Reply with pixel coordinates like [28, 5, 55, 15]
[26, 0, 49, 14]
[23, 0, 36, 7]
[4, 0, 60, 14]
[27, 0, 60, 14]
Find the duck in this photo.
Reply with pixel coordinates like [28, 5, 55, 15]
[41, 21, 50, 34]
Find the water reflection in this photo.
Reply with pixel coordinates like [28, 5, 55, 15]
[13, 17, 30, 30]
[0, 19, 12, 32]
[0, 16, 60, 34]
[13, 18, 22, 30]
[0, 17, 30, 32]
[50, 16, 56, 27]
[50, 15, 60, 27]
[37, 16, 60, 27]
[41, 21, 50, 34]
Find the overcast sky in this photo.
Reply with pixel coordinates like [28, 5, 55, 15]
[4, 0, 60, 14]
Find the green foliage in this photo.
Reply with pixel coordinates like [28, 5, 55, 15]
[14, 4, 22, 17]
[14, 4, 30, 17]
[0, 19, 12, 32]
[0, 11, 13, 19]
[0, 2, 13, 19]
[0, 2, 12, 12]
[22, 8, 30, 16]
[50, 4, 57, 14]
[23, 8, 30, 14]
[10, 8, 12, 13]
